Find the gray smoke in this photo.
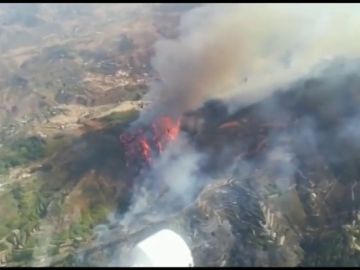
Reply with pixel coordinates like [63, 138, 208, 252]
[87, 4, 360, 267]
[127, 2, 360, 221]
[136, 3, 360, 124]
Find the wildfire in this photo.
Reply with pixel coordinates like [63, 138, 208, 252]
[120, 116, 180, 171]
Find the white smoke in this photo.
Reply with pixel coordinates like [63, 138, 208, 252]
[149, 134, 205, 200]
[118, 133, 205, 231]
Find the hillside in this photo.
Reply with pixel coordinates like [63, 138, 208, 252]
[1, 4, 360, 267]
[79, 58, 360, 267]
[0, 3, 190, 266]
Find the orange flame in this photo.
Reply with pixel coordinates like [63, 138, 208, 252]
[120, 116, 180, 170]
[152, 116, 180, 152]
[139, 137, 152, 164]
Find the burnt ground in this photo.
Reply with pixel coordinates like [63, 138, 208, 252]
[76, 58, 360, 266]
[178, 59, 360, 266]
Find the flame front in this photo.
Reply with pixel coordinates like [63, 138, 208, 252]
[120, 116, 180, 171]
[152, 116, 181, 152]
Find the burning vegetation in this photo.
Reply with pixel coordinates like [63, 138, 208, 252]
[120, 116, 180, 173]
[77, 4, 360, 268]
[84, 57, 360, 268]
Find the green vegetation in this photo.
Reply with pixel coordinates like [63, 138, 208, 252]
[11, 249, 33, 265]
[0, 136, 46, 175]
[0, 191, 20, 239]
[0, 109, 135, 267]
[12, 136, 46, 161]
[0, 132, 71, 175]
[68, 222, 89, 239]
[44, 135, 73, 157]
[0, 242, 8, 252]
[0, 179, 51, 265]
[9, 181, 45, 234]
[0, 180, 49, 239]
[99, 109, 139, 124]
[23, 237, 36, 250]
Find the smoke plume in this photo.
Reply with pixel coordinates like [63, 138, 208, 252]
[124, 1, 360, 241]
[137, 3, 360, 123]
[86, 4, 360, 267]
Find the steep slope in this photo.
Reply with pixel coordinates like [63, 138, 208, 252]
[80, 58, 360, 267]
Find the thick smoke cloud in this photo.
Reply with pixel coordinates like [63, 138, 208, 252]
[123, 0, 360, 248]
[83, 57, 360, 267]
[137, 3, 360, 123]
[86, 4, 360, 267]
